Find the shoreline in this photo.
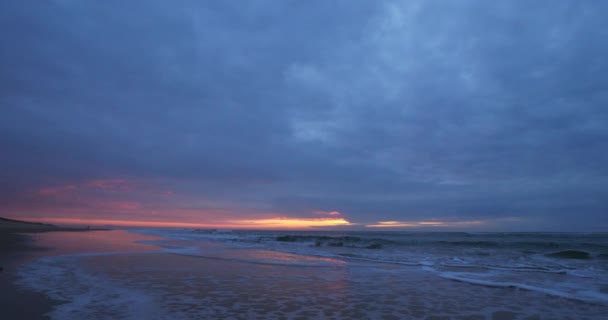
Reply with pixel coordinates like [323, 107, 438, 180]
[0, 232, 61, 320]
[5, 228, 608, 319]
[4, 225, 608, 319]
[0, 227, 110, 320]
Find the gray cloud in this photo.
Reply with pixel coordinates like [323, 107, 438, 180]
[1, 0, 607, 230]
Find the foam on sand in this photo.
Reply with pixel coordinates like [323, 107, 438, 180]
[15, 229, 608, 319]
[438, 270, 608, 304]
[17, 253, 163, 320]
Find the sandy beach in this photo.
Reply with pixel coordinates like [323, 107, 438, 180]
[9, 227, 608, 319]
[0, 218, 113, 320]
[3, 0, 608, 318]
[0, 232, 60, 320]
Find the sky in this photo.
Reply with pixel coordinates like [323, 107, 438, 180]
[1, 1, 607, 231]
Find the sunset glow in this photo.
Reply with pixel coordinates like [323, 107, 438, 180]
[2, 0, 607, 232]
[228, 217, 352, 229]
[3, 3, 608, 320]
[0, 178, 361, 230]
[367, 220, 485, 228]
[17, 216, 352, 230]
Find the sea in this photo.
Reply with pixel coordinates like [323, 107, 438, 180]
[16, 229, 608, 319]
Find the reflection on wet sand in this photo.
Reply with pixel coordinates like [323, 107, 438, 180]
[16, 230, 608, 319]
[30, 230, 163, 256]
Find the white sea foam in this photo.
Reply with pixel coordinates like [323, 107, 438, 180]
[16, 229, 608, 319]
[17, 253, 165, 320]
[438, 271, 608, 304]
[127, 228, 608, 306]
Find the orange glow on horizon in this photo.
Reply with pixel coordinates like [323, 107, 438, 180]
[367, 220, 484, 228]
[16, 216, 352, 230]
[11, 179, 357, 230]
[228, 217, 351, 228]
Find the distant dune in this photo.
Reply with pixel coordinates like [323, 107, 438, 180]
[0, 217, 58, 231]
[0, 217, 106, 232]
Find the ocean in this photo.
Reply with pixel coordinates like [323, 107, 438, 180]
[16, 229, 608, 319]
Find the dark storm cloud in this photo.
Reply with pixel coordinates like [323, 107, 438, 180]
[1, 0, 607, 230]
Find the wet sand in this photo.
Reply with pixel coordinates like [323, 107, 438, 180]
[0, 232, 60, 320]
[10, 229, 608, 319]
[76, 244, 607, 319]
[0, 221, 141, 320]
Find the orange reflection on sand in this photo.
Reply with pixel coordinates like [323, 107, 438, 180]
[31, 230, 163, 256]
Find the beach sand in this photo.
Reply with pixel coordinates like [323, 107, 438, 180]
[0, 269, 58, 320]
[0, 232, 60, 320]
[78, 251, 602, 319]
[0, 217, 135, 320]
[9, 229, 608, 319]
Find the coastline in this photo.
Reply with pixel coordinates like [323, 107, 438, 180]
[0, 232, 62, 320]
[4, 228, 608, 319]
[0, 219, 111, 320]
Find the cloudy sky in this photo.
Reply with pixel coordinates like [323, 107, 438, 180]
[1, 0, 607, 230]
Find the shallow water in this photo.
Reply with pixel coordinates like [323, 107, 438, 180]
[17, 229, 608, 319]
